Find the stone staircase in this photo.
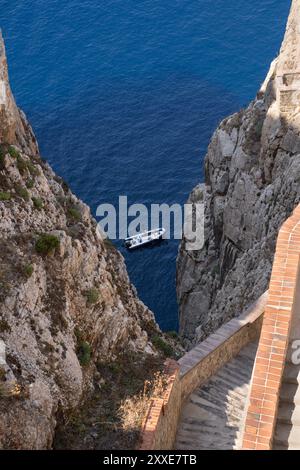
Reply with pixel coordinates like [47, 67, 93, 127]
[175, 341, 258, 450]
[273, 362, 300, 449]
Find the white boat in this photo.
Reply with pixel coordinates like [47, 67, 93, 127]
[124, 228, 165, 250]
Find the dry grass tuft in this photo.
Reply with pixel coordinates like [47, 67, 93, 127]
[0, 380, 22, 398]
[118, 371, 168, 432]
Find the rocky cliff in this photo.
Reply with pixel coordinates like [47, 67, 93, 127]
[177, 0, 300, 347]
[0, 31, 163, 449]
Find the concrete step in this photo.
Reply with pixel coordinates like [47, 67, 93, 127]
[273, 423, 300, 448]
[277, 403, 300, 426]
[280, 383, 300, 405]
[282, 363, 300, 385]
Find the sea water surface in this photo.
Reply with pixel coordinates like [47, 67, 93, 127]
[0, 0, 291, 330]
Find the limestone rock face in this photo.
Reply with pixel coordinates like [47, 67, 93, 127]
[0, 33, 158, 449]
[177, 0, 300, 347]
[0, 31, 38, 155]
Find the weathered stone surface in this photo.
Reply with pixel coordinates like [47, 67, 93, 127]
[177, 0, 300, 348]
[0, 31, 38, 155]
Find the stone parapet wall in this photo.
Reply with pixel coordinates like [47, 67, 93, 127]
[179, 293, 266, 404]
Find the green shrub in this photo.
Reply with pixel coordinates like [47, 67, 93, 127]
[85, 288, 99, 305]
[16, 155, 27, 174]
[167, 330, 179, 339]
[15, 184, 29, 201]
[35, 234, 60, 255]
[77, 341, 92, 366]
[74, 326, 83, 343]
[67, 206, 81, 221]
[10, 148, 39, 177]
[32, 196, 43, 210]
[108, 362, 123, 374]
[27, 161, 40, 177]
[0, 192, 11, 201]
[151, 335, 174, 357]
[24, 264, 33, 278]
[26, 179, 34, 189]
[8, 146, 19, 159]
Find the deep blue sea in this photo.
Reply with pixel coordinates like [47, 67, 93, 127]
[0, 0, 291, 331]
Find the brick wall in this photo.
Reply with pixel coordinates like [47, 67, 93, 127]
[139, 359, 181, 450]
[242, 204, 300, 450]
